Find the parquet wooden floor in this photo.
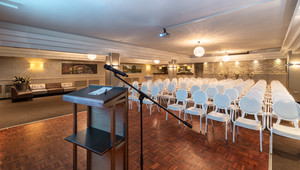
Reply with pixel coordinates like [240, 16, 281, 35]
[0, 105, 269, 170]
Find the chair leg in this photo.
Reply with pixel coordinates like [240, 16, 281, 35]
[190, 114, 193, 121]
[233, 124, 235, 143]
[200, 115, 202, 133]
[229, 121, 232, 133]
[237, 126, 239, 135]
[178, 111, 181, 125]
[211, 119, 213, 128]
[166, 110, 168, 120]
[270, 129, 273, 154]
[205, 117, 208, 134]
[260, 128, 262, 152]
[150, 105, 152, 116]
[225, 122, 228, 140]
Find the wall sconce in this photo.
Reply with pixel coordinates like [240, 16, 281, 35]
[220, 62, 223, 65]
[146, 64, 151, 70]
[88, 54, 97, 60]
[276, 58, 281, 63]
[290, 63, 300, 67]
[235, 61, 239, 66]
[112, 64, 119, 68]
[187, 66, 192, 69]
[159, 67, 162, 69]
[30, 62, 44, 70]
[253, 60, 258, 63]
[154, 60, 160, 64]
[204, 62, 207, 65]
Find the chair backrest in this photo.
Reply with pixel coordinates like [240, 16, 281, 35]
[206, 87, 218, 98]
[273, 99, 300, 121]
[193, 90, 208, 105]
[150, 86, 160, 98]
[216, 85, 225, 94]
[201, 84, 209, 92]
[190, 85, 201, 96]
[141, 84, 148, 93]
[158, 82, 165, 93]
[167, 83, 176, 93]
[239, 97, 262, 115]
[179, 82, 188, 89]
[224, 88, 239, 102]
[214, 93, 231, 110]
[175, 88, 188, 102]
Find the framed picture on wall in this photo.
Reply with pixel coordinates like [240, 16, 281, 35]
[62, 63, 97, 74]
[122, 64, 142, 73]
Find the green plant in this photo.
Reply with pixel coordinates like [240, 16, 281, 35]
[13, 76, 31, 84]
[233, 71, 240, 79]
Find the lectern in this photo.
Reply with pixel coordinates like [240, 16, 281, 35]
[63, 85, 128, 170]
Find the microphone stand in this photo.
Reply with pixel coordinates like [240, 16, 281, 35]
[113, 73, 192, 170]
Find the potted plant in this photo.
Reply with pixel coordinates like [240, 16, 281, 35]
[233, 71, 240, 79]
[247, 72, 255, 79]
[13, 76, 31, 91]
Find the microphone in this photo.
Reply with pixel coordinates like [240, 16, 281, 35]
[104, 64, 128, 77]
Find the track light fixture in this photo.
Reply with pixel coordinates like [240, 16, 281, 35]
[159, 28, 170, 37]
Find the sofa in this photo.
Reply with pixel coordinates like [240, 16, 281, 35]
[61, 82, 76, 92]
[46, 83, 64, 94]
[30, 84, 48, 96]
[11, 86, 33, 102]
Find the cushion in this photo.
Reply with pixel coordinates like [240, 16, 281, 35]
[207, 111, 230, 122]
[30, 84, 46, 90]
[61, 82, 73, 88]
[46, 83, 61, 89]
[63, 87, 76, 92]
[272, 124, 300, 140]
[235, 117, 261, 130]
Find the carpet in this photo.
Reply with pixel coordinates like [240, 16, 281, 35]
[0, 95, 86, 129]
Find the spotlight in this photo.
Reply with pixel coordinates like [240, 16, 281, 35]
[159, 28, 170, 37]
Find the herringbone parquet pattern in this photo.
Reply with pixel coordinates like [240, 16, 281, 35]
[0, 105, 269, 170]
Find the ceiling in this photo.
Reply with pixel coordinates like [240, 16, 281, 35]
[0, 0, 297, 57]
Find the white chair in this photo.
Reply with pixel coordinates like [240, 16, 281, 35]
[167, 88, 188, 125]
[160, 83, 176, 105]
[206, 87, 218, 109]
[225, 88, 240, 120]
[185, 90, 208, 132]
[205, 93, 232, 140]
[132, 84, 148, 112]
[128, 83, 139, 109]
[143, 86, 160, 116]
[117, 82, 123, 87]
[270, 99, 300, 154]
[216, 85, 225, 94]
[186, 85, 201, 104]
[201, 84, 209, 92]
[233, 97, 264, 152]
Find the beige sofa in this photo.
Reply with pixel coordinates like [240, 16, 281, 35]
[30, 84, 48, 96]
[61, 82, 76, 92]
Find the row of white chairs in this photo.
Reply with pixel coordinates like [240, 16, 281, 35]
[269, 80, 299, 154]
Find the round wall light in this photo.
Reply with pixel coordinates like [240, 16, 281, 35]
[87, 54, 97, 60]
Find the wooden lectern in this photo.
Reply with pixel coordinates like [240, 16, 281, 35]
[63, 85, 128, 170]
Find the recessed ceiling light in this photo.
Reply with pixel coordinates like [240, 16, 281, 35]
[154, 60, 160, 64]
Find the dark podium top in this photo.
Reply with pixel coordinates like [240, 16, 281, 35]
[63, 85, 127, 108]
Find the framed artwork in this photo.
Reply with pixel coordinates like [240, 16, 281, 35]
[122, 64, 142, 73]
[62, 63, 97, 74]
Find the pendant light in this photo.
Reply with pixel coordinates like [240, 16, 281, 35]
[193, 41, 205, 57]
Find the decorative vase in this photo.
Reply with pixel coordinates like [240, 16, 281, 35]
[15, 82, 28, 91]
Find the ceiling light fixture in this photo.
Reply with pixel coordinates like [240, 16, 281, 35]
[87, 54, 97, 60]
[193, 41, 205, 57]
[154, 60, 160, 64]
[222, 52, 230, 62]
[159, 28, 170, 37]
